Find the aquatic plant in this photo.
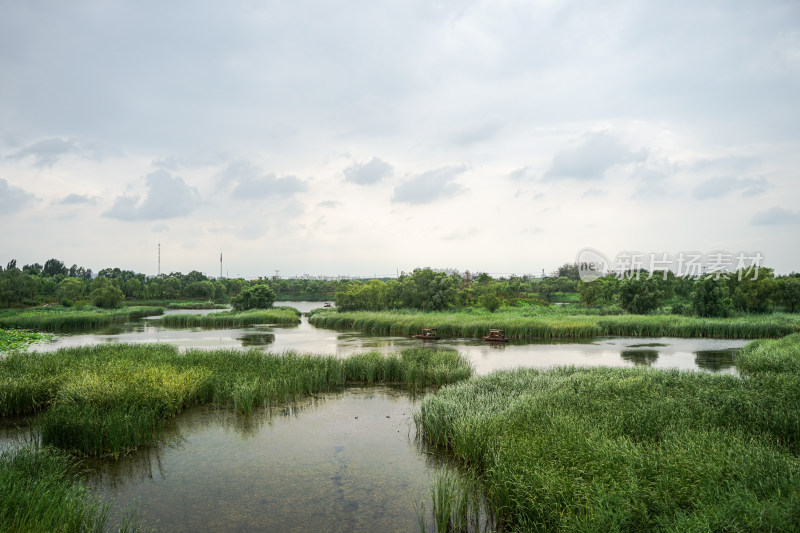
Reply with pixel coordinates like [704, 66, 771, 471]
[154, 307, 300, 328]
[0, 306, 164, 332]
[0, 344, 472, 456]
[415, 334, 800, 530]
[310, 309, 800, 339]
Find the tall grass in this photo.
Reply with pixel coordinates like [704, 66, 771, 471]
[415, 334, 800, 530]
[0, 306, 164, 332]
[0, 344, 472, 457]
[310, 309, 800, 339]
[154, 307, 300, 328]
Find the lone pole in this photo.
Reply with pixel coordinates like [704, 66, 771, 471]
[220, 253, 223, 279]
[158, 243, 161, 276]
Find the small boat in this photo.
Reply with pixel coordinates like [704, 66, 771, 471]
[323, 302, 332, 307]
[415, 328, 440, 340]
[483, 329, 508, 342]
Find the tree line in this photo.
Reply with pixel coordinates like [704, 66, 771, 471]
[1, 258, 798, 315]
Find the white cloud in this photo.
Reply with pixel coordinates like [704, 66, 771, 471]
[392, 166, 467, 205]
[543, 131, 647, 181]
[751, 207, 800, 225]
[220, 161, 307, 200]
[343, 157, 393, 185]
[0, 178, 37, 213]
[103, 170, 200, 221]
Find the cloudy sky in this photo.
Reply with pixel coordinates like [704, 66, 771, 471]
[1, 0, 799, 278]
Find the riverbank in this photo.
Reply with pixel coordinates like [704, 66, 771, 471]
[309, 308, 800, 339]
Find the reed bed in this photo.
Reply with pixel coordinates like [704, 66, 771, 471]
[415, 334, 800, 530]
[165, 301, 228, 310]
[0, 344, 472, 457]
[310, 310, 800, 339]
[154, 307, 300, 328]
[0, 306, 164, 332]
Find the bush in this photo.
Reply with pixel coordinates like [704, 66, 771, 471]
[231, 284, 276, 312]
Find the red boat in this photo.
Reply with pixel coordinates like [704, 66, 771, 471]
[415, 328, 440, 340]
[483, 329, 508, 342]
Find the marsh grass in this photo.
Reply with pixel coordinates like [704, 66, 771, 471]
[154, 307, 300, 328]
[0, 344, 472, 457]
[310, 309, 800, 339]
[0, 306, 164, 332]
[415, 333, 800, 530]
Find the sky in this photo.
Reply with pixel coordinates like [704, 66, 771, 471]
[1, 0, 799, 279]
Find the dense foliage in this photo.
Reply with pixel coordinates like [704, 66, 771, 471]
[416, 334, 800, 530]
[2, 258, 799, 318]
[230, 284, 276, 311]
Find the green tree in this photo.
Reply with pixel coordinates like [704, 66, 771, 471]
[56, 277, 85, 302]
[616, 277, 662, 314]
[730, 267, 778, 313]
[778, 277, 800, 312]
[690, 276, 732, 317]
[231, 284, 276, 311]
[43, 258, 68, 277]
[90, 282, 125, 308]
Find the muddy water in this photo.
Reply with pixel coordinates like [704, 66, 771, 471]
[91, 387, 440, 532]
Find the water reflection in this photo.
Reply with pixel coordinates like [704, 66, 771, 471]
[620, 349, 660, 366]
[694, 349, 737, 372]
[35, 302, 750, 376]
[240, 332, 276, 347]
[92, 387, 444, 533]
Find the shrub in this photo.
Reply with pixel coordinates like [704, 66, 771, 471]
[231, 284, 276, 312]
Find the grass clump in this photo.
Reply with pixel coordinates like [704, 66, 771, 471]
[0, 446, 108, 532]
[0, 344, 472, 457]
[415, 334, 800, 530]
[154, 307, 300, 328]
[310, 309, 800, 339]
[0, 306, 164, 332]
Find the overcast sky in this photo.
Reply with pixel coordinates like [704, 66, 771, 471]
[1, 0, 799, 278]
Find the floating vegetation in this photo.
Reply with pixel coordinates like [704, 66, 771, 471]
[0, 328, 51, 352]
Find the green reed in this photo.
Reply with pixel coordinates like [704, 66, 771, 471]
[0, 306, 164, 332]
[0, 344, 472, 457]
[415, 334, 800, 530]
[310, 309, 800, 339]
[154, 307, 300, 328]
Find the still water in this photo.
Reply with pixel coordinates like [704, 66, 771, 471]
[92, 387, 438, 532]
[14, 302, 750, 531]
[39, 301, 748, 375]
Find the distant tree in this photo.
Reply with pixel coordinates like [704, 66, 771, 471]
[778, 277, 800, 312]
[690, 276, 732, 317]
[537, 278, 558, 302]
[6, 259, 17, 271]
[90, 279, 124, 308]
[22, 263, 43, 276]
[578, 280, 604, 305]
[730, 267, 778, 313]
[43, 258, 68, 277]
[57, 277, 85, 302]
[616, 277, 662, 314]
[231, 284, 276, 311]
[552, 263, 580, 281]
